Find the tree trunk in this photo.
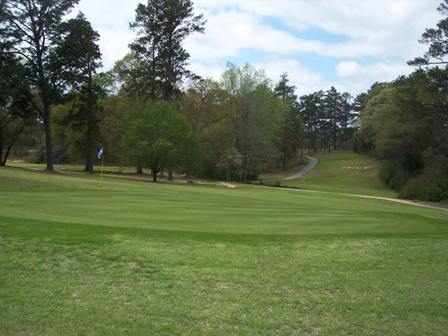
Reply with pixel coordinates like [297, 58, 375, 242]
[151, 168, 158, 182]
[300, 139, 304, 164]
[137, 166, 143, 174]
[2, 144, 13, 166]
[85, 116, 94, 173]
[43, 103, 54, 171]
[85, 77, 95, 174]
[168, 166, 173, 181]
[333, 128, 337, 151]
[282, 111, 288, 171]
[0, 123, 25, 167]
[0, 129, 3, 166]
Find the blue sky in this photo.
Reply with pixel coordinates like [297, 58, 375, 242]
[78, 0, 442, 95]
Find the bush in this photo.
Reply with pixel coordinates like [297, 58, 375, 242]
[379, 160, 409, 191]
[399, 171, 448, 202]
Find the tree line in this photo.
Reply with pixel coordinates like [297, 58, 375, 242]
[3, 0, 445, 201]
[355, 0, 448, 201]
[1, 0, 357, 183]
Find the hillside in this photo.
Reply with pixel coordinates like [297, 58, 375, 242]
[281, 151, 396, 198]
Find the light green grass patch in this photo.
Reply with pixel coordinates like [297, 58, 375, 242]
[283, 151, 396, 198]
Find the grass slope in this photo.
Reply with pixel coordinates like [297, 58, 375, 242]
[283, 151, 396, 198]
[1, 167, 448, 335]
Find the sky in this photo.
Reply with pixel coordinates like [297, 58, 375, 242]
[76, 0, 442, 96]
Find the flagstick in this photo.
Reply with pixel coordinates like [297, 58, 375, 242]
[101, 156, 104, 189]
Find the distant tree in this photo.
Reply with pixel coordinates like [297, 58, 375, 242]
[355, 83, 390, 153]
[216, 147, 243, 181]
[274, 73, 302, 169]
[98, 95, 135, 165]
[112, 53, 152, 102]
[408, 0, 448, 66]
[222, 63, 280, 182]
[299, 91, 325, 153]
[182, 78, 230, 134]
[357, 71, 448, 200]
[130, 0, 206, 101]
[2, 0, 81, 171]
[323, 87, 353, 151]
[55, 13, 103, 173]
[122, 101, 196, 182]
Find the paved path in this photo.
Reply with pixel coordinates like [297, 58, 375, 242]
[270, 186, 448, 212]
[284, 156, 318, 181]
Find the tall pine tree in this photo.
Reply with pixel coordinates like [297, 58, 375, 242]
[130, 0, 206, 101]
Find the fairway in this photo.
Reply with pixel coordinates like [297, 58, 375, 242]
[1, 166, 448, 335]
[282, 152, 397, 198]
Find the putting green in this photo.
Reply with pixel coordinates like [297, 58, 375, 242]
[1, 162, 448, 335]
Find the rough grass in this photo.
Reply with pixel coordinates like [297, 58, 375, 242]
[1, 166, 448, 335]
[283, 151, 396, 198]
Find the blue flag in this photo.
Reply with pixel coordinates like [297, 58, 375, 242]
[97, 147, 105, 160]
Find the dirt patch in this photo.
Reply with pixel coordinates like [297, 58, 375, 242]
[128, 262, 140, 270]
[216, 182, 238, 189]
[342, 166, 374, 170]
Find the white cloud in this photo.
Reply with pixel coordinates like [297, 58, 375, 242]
[76, 0, 140, 69]
[75, 0, 442, 94]
[337, 62, 361, 77]
[334, 62, 412, 94]
[254, 58, 330, 95]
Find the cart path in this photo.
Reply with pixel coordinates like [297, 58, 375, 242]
[284, 156, 318, 180]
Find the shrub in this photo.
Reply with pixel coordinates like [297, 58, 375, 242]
[379, 160, 409, 191]
[399, 173, 448, 202]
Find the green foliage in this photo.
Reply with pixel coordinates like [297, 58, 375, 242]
[274, 73, 303, 170]
[0, 52, 35, 166]
[122, 101, 198, 181]
[299, 87, 355, 154]
[130, 0, 206, 100]
[399, 163, 448, 202]
[378, 160, 409, 192]
[2, 0, 82, 170]
[216, 147, 243, 181]
[221, 63, 282, 181]
[358, 69, 448, 201]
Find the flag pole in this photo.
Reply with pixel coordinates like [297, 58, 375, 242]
[101, 155, 104, 189]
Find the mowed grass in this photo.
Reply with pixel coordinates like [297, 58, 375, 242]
[283, 151, 396, 198]
[1, 166, 448, 335]
[8, 162, 143, 174]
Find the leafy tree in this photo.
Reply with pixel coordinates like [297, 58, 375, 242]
[0, 53, 34, 166]
[357, 71, 448, 201]
[98, 95, 135, 165]
[55, 13, 103, 173]
[222, 63, 280, 181]
[182, 78, 230, 134]
[2, 0, 81, 171]
[216, 147, 243, 181]
[112, 53, 153, 102]
[130, 0, 206, 101]
[122, 101, 196, 182]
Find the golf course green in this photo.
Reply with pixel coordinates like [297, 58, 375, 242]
[1, 153, 448, 335]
